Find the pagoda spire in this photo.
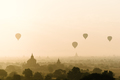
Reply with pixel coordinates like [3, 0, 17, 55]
[31, 53, 34, 59]
[57, 58, 61, 64]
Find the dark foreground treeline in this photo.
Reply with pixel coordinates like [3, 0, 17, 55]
[0, 67, 117, 80]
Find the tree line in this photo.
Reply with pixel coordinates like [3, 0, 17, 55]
[0, 67, 116, 80]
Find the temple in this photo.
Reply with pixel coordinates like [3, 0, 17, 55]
[57, 59, 61, 65]
[55, 58, 64, 69]
[22, 54, 40, 71]
[27, 54, 37, 66]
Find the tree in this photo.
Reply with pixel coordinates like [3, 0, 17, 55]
[12, 74, 21, 80]
[109, 71, 114, 77]
[5, 65, 21, 73]
[80, 72, 90, 79]
[54, 69, 66, 77]
[81, 73, 115, 80]
[5, 77, 12, 80]
[5, 65, 15, 73]
[53, 69, 67, 80]
[81, 73, 101, 80]
[0, 69, 7, 79]
[8, 72, 17, 77]
[93, 68, 102, 74]
[67, 67, 81, 80]
[102, 70, 114, 77]
[48, 66, 54, 73]
[22, 68, 33, 78]
[45, 74, 52, 80]
[33, 72, 43, 80]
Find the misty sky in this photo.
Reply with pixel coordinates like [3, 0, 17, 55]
[0, 0, 120, 57]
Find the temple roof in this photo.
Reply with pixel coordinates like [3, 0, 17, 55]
[27, 54, 36, 63]
[31, 54, 34, 59]
[57, 58, 61, 64]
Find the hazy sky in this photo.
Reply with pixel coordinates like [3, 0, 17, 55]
[0, 0, 120, 57]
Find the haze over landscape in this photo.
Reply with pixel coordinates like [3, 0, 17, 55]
[1, 0, 120, 80]
[0, 0, 120, 57]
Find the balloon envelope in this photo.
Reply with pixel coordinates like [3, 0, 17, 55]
[83, 33, 88, 39]
[72, 42, 78, 48]
[15, 33, 21, 40]
[107, 36, 112, 41]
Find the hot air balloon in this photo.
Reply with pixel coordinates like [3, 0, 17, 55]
[83, 33, 88, 39]
[72, 42, 78, 48]
[15, 33, 21, 40]
[107, 36, 112, 41]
